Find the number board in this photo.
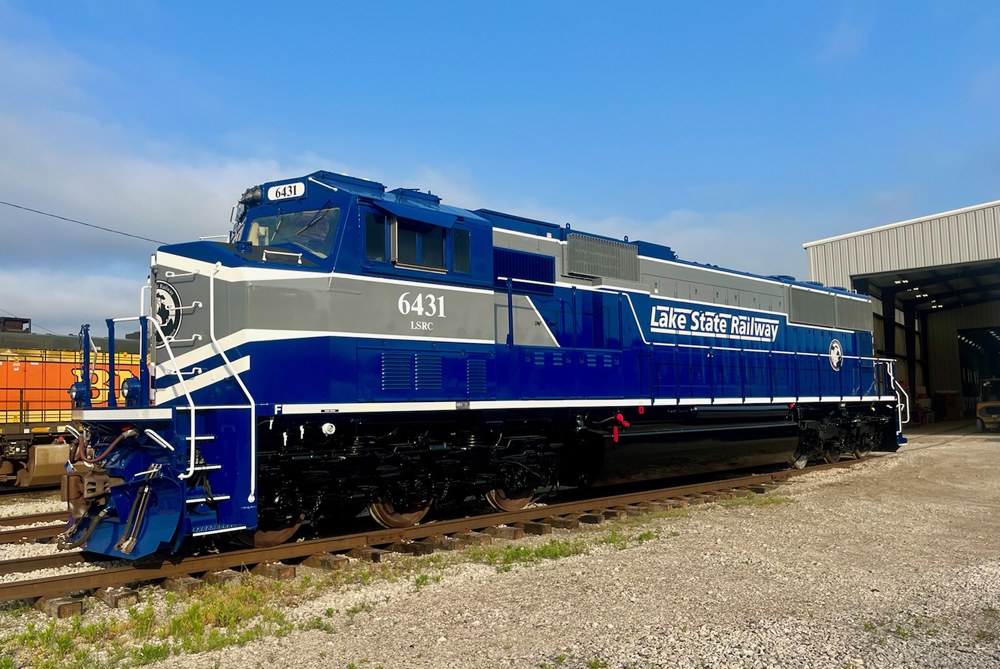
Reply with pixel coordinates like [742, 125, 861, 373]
[267, 182, 305, 201]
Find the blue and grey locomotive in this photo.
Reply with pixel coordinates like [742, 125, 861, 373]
[60, 170, 907, 559]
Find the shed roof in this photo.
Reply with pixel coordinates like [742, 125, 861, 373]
[803, 200, 1000, 290]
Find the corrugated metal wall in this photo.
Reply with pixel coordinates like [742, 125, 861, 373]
[805, 202, 1000, 287]
[926, 302, 1000, 392]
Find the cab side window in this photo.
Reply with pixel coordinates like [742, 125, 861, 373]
[393, 219, 445, 270]
[453, 228, 470, 273]
[365, 213, 386, 261]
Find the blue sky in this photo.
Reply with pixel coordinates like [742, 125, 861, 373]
[1, 1, 998, 334]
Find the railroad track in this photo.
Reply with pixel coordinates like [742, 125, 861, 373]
[0, 511, 67, 544]
[0, 457, 871, 605]
[0, 484, 60, 497]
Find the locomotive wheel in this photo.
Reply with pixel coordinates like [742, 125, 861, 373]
[853, 444, 872, 459]
[236, 514, 303, 548]
[823, 449, 841, 464]
[485, 488, 534, 512]
[368, 498, 432, 528]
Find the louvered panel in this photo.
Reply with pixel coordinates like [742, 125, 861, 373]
[566, 233, 640, 282]
[466, 359, 487, 395]
[380, 353, 412, 391]
[415, 354, 442, 391]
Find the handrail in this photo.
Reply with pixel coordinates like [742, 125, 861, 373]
[147, 318, 199, 479]
[164, 270, 201, 279]
[144, 429, 175, 451]
[209, 262, 258, 503]
[886, 361, 910, 432]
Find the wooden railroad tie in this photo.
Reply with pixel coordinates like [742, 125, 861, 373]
[203, 569, 241, 585]
[162, 577, 205, 596]
[302, 553, 349, 571]
[95, 587, 139, 609]
[452, 531, 491, 546]
[388, 540, 435, 556]
[34, 596, 83, 619]
[543, 515, 580, 530]
[482, 525, 524, 540]
[347, 547, 393, 563]
[420, 535, 465, 551]
[251, 562, 296, 580]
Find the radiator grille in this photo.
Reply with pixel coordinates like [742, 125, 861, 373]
[566, 233, 639, 283]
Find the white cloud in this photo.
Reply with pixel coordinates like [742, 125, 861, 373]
[0, 269, 146, 336]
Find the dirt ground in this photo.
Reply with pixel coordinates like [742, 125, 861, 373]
[4, 421, 1000, 669]
[139, 421, 1000, 669]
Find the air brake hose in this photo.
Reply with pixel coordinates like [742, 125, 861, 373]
[57, 507, 109, 550]
[75, 429, 134, 464]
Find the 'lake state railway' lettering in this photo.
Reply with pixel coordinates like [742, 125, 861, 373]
[649, 305, 780, 343]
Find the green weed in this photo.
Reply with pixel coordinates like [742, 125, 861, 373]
[471, 539, 588, 572]
[718, 492, 792, 508]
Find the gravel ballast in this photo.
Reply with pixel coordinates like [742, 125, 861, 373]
[3, 426, 999, 668]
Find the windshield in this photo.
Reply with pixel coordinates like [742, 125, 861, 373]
[246, 207, 341, 258]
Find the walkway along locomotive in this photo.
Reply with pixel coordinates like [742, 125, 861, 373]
[59, 171, 908, 559]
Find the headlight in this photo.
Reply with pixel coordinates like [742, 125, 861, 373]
[68, 382, 88, 403]
[121, 378, 142, 405]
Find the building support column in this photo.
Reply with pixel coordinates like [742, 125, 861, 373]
[880, 288, 898, 362]
[903, 304, 917, 395]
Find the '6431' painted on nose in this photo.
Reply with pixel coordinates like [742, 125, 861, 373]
[397, 292, 447, 318]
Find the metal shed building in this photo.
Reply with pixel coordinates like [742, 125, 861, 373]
[804, 200, 1000, 420]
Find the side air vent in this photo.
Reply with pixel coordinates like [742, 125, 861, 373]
[415, 354, 443, 391]
[466, 359, 487, 395]
[381, 353, 412, 391]
[566, 233, 639, 283]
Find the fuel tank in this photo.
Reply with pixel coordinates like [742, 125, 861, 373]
[591, 406, 798, 486]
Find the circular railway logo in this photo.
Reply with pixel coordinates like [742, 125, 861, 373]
[829, 338, 844, 371]
[154, 281, 182, 348]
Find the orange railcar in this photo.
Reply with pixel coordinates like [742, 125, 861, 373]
[0, 330, 140, 486]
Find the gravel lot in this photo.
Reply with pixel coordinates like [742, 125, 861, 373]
[0, 492, 63, 518]
[4, 424, 1000, 668]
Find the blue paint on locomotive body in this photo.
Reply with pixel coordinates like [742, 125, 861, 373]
[67, 170, 904, 560]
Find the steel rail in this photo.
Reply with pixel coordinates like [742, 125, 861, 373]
[0, 552, 82, 577]
[0, 458, 872, 604]
[0, 511, 67, 529]
[0, 524, 65, 544]
[0, 484, 59, 497]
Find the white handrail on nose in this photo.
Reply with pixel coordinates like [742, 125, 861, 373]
[147, 317, 199, 479]
[209, 262, 258, 503]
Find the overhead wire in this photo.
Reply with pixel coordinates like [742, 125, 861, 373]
[0, 200, 167, 245]
[0, 305, 61, 335]
[0, 199, 166, 334]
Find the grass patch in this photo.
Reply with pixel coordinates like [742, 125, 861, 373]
[345, 600, 375, 624]
[469, 539, 588, 572]
[0, 576, 315, 668]
[717, 492, 792, 509]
